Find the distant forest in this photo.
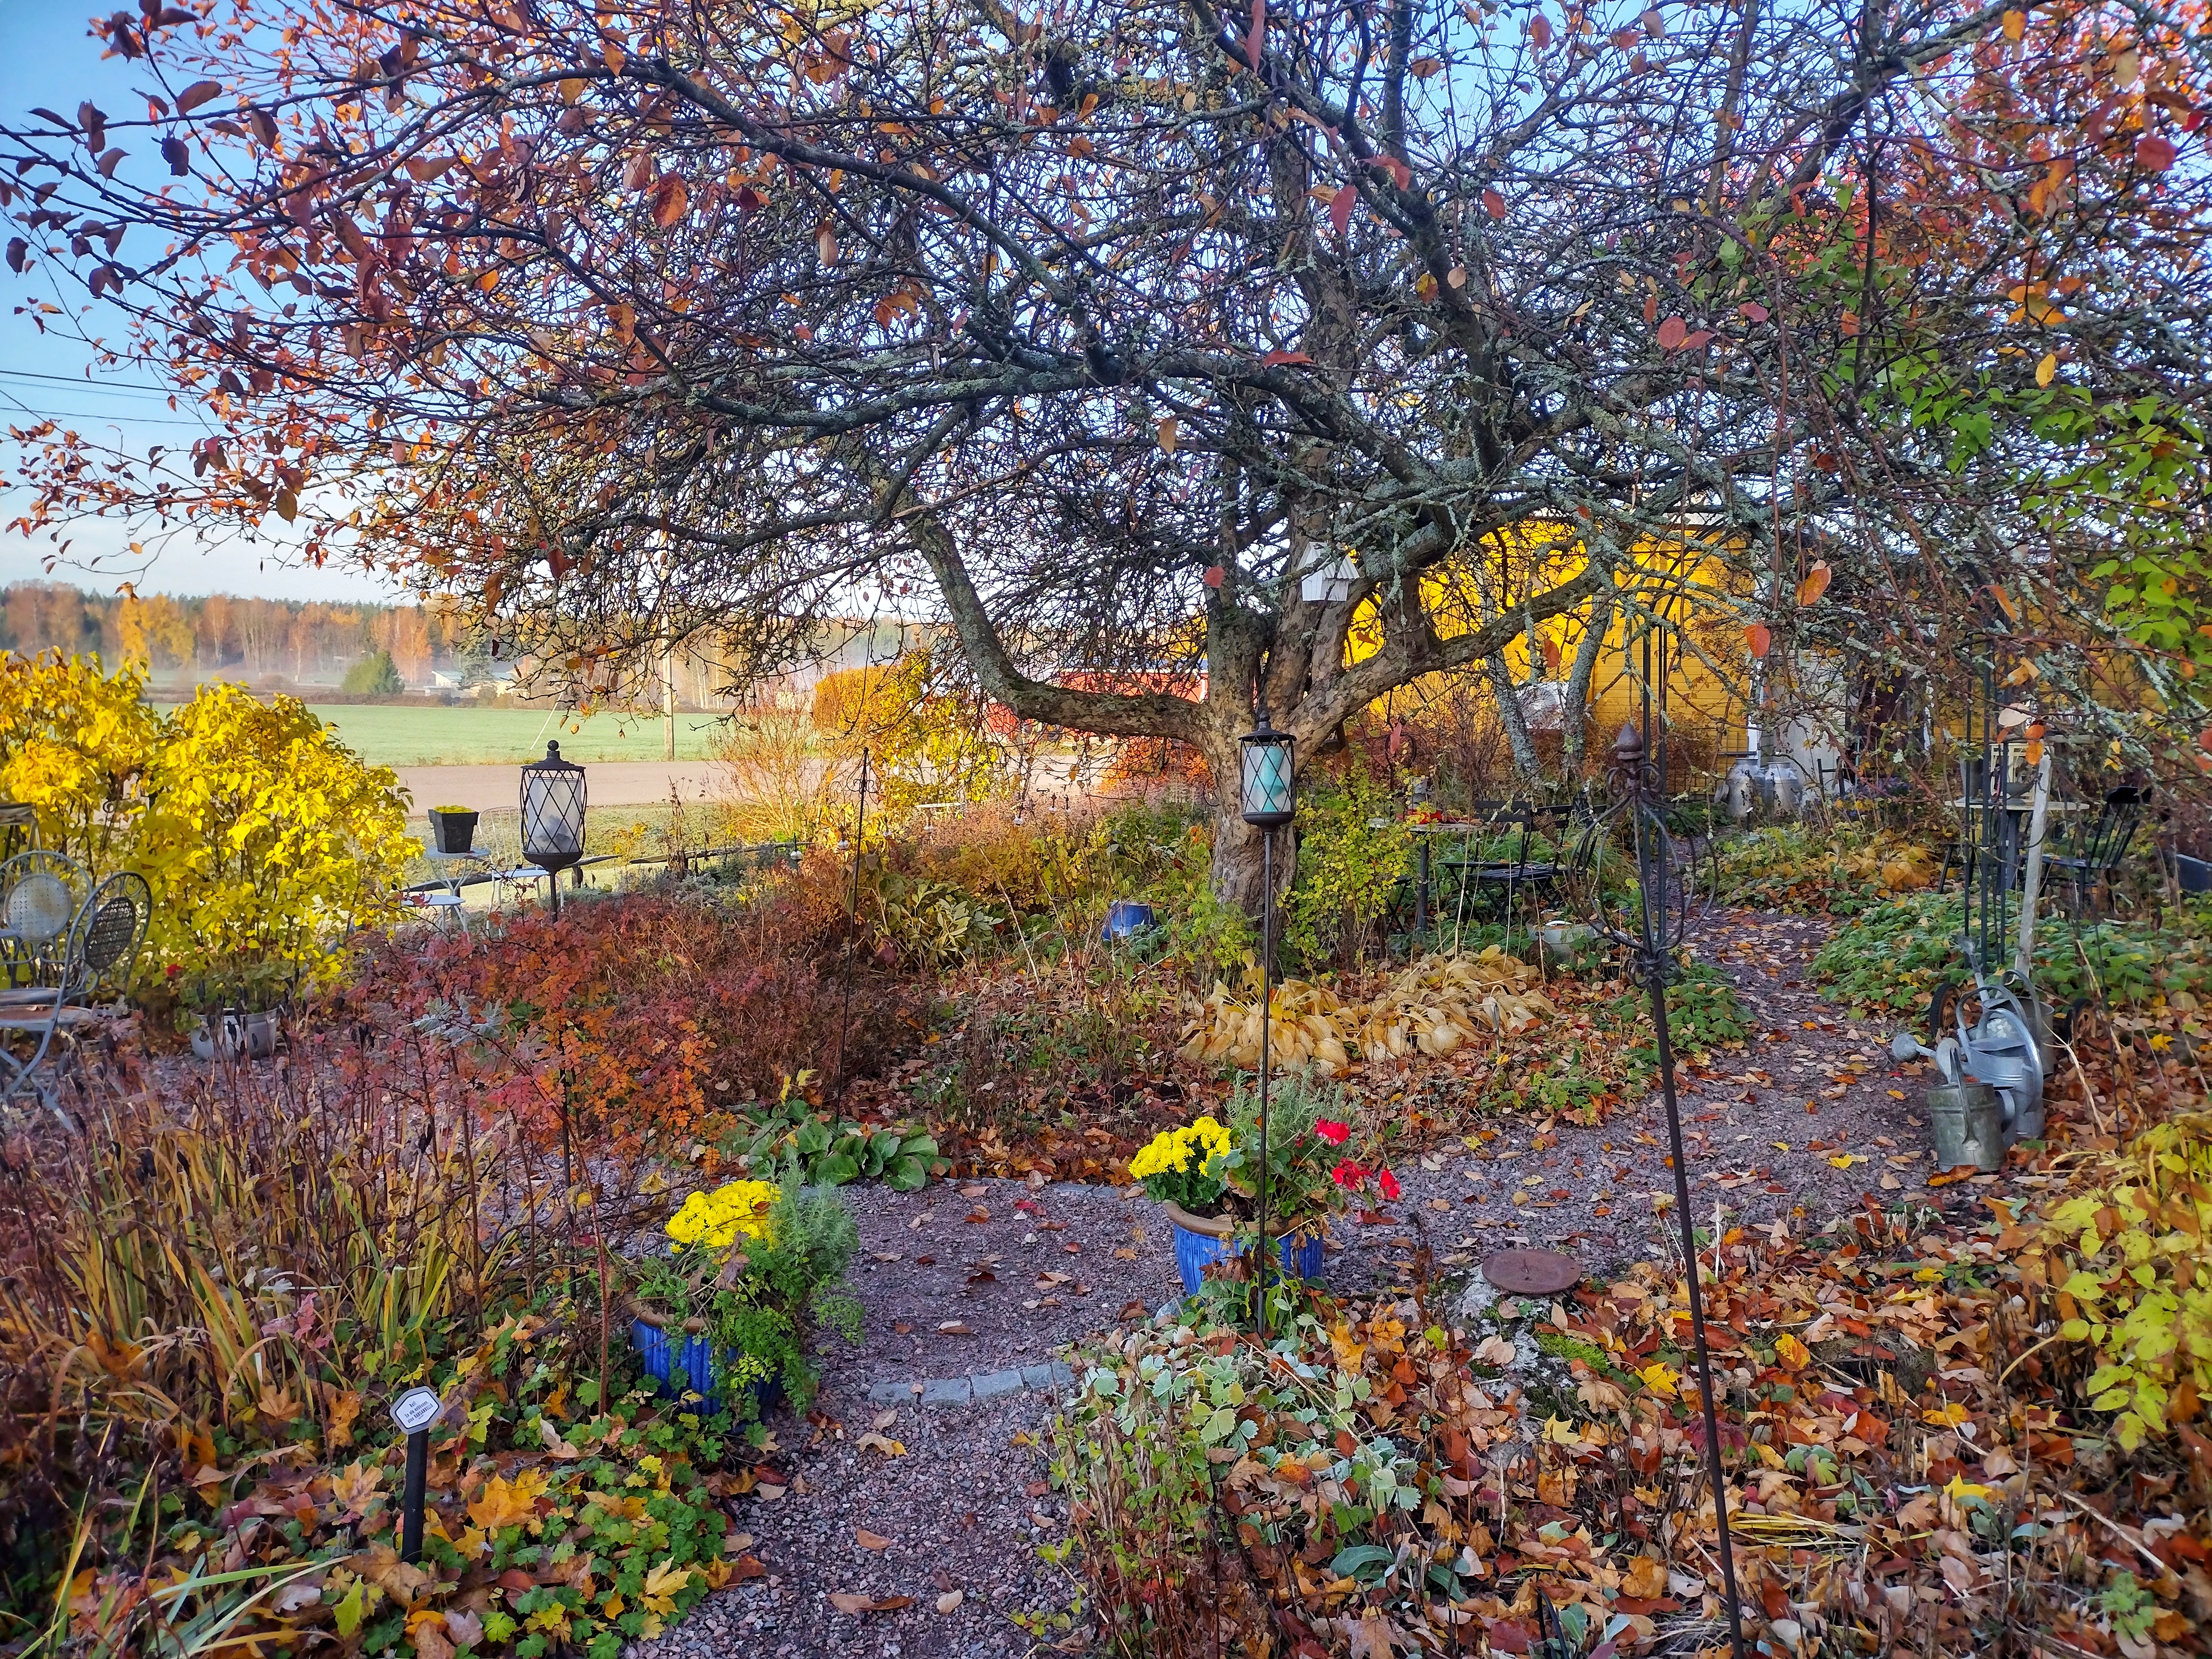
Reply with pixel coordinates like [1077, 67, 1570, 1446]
[1, 581, 474, 689]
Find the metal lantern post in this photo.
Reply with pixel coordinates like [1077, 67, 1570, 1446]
[1239, 707, 1295, 1335]
[1566, 722, 1747, 1659]
[519, 741, 588, 916]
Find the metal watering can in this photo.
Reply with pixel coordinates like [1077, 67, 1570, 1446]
[1890, 973, 2047, 1147]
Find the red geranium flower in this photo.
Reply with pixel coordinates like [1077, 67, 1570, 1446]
[1314, 1119, 1350, 1146]
[1378, 1168, 1401, 1202]
[1331, 1157, 1367, 1190]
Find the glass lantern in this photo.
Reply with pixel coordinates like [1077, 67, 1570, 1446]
[1240, 709, 1295, 827]
[520, 740, 587, 911]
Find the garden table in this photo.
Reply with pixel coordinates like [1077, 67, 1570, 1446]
[416, 848, 489, 926]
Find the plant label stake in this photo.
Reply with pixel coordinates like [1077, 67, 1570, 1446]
[390, 1386, 442, 1564]
[1566, 722, 1746, 1659]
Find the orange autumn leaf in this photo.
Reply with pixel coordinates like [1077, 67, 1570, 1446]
[1796, 560, 1832, 606]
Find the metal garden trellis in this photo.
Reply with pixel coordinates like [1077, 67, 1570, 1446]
[1564, 719, 1749, 1659]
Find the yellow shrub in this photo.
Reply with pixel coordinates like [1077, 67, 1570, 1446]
[137, 683, 418, 988]
[0, 655, 417, 993]
[0, 650, 160, 871]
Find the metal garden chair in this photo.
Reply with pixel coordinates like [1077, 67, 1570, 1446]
[2043, 786, 2148, 919]
[0, 870, 151, 1125]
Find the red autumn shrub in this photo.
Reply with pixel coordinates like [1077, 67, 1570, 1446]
[343, 880, 921, 1152]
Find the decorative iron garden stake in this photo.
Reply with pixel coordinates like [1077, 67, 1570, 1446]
[1569, 722, 1747, 1659]
[833, 748, 870, 1110]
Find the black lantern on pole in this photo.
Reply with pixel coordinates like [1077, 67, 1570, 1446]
[1563, 722, 1746, 1659]
[520, 740, 588, 917]
[1239, 707, 1294, 1334]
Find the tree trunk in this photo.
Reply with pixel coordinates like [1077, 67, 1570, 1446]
[1484, 650, 1545, 786]
[1561, 588, 1616, 781]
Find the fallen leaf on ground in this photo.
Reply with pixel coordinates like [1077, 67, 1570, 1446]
[855, 1528, 893, 1551]
[857, 1433, 907, 1457]
[936, 1589, 964, 1614]
[831, 1592, 916, 1615]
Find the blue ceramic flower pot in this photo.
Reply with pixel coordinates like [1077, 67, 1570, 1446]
[1166, 1209, 1325, 1296]
[629, 1321, 781, 1418]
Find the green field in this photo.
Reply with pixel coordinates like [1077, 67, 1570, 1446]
[162, 702, 732, 766]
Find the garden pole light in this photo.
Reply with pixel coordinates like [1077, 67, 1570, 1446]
[1239, 707, 1294, 1335]
[832, 748, 870, 1110]
[519, 741, 588, 918]
[390, 1386, 442, 1564]
[1564, 722, 1746, 1659]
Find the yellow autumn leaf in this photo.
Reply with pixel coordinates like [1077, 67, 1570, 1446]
[2001, 8, 2024, 41]
[1542, 1414, 1584, 1446]
[640, 1559, 698, 1613]
[1828, 1154, 1864, 1168]
[1922, 1401, 1970, 1427]
[2036, 352, 2056, 387]
[1639, 1361, 1681, 1398]
[467, 1468, 549, 1532]
[1775, 1333, 1811, 1370]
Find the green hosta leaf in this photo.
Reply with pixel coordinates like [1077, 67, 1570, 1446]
[885, 1155, 928, 1192]
[1329, 1543, 1399, 1584]
[810, 1151, 860, 1187]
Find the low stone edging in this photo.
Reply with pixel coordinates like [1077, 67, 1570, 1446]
[863, 1360, 1075, 1407]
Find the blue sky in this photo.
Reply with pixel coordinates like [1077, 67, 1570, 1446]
[0, 4, 398, 602]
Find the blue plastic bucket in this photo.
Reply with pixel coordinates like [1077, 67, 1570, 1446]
[1170, 1221, 1325, 1296]
[629, 1321, 780, 1417]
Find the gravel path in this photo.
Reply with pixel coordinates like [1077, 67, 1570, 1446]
[639, 909, 1980, 1657]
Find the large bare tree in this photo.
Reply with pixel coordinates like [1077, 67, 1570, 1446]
[7, 0, 2208, 901]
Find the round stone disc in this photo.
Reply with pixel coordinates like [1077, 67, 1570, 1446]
[1482, 1248, 1582, 1296]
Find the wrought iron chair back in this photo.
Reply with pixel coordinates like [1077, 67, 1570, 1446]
[75, 871, 153, 1001]
[2045, 786, 2147, 917]
[0, 850, 91, 982]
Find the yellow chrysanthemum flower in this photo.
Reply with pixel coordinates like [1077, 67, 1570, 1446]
[665, 1180, 780, 1250]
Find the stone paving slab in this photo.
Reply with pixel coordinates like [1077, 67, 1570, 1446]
[865, 1360, 1073, 1407]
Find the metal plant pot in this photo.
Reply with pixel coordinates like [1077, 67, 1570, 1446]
[429, 809, 479, 854]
